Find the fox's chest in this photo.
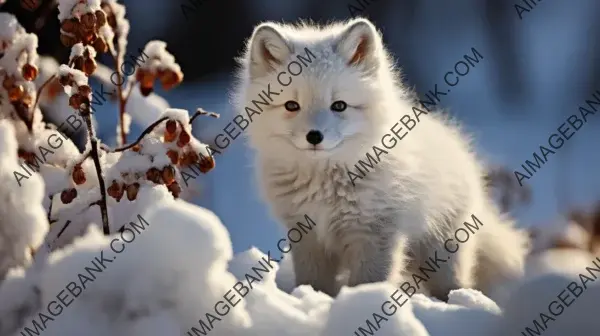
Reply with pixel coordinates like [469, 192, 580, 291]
[262, 165, 378, 246]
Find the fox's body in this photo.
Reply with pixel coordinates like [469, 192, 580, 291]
[234, 18, 529, 301]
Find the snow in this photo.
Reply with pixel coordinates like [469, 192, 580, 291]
[493, 271, 600, 336]
[68, 43, 96, 63]
[0, 121, 48, 279]
[139, 40, 181, 74]
[58, 65, 89, 97]
[160, 108, 190, 125]
[1, 116, 597, 335]
[0, 30, 38, 77]
[0, 160, 512, 336]
[0, 13, 23, 43]
[57, 0, 102, 22]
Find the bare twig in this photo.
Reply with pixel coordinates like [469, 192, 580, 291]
[107, 108, 218, 154]
[55, 220, 72, 239]
[47, 195, 53, 224]
[123, 80, 136, 104]
[33, 74, 56, 111]
[189, 108, 220, 124]
[34, 59, 74, 113]
[80, 107, 110, 234]
[111, 116, 168, 152]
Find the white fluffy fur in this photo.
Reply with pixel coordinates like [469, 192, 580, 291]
[234, 18, 529, 302]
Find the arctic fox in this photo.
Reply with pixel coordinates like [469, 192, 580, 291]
[234, 18, 529, 301]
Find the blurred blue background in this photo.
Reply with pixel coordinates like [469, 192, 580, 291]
[5, 0, 600, 254]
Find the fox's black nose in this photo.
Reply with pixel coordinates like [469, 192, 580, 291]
[306, 130, 323, 145]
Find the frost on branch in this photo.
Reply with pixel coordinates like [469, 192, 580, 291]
[0, 121, 48, 280]
[44, 107, 216, 250]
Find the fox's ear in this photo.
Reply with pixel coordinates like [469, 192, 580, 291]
[247, 23, 293, 78]
[335, 19, 381, 72]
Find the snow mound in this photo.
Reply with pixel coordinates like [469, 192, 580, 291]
[493, 270, 600, 336]
[0, 188, 507, 336]
[0, 121, 48, 279]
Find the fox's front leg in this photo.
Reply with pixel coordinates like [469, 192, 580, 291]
[291, 234, 341, 297]
[343, 226, 407, 287]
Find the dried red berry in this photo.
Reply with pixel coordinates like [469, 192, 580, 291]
[92, 37, 107, 54]
[177, 131, 190, 148]
[164, 131, 176, 143]
[136, 69, 147, 83]
[95, 10, 107, 27]
[82, 31, 97, 44]
[198, 155, 215, 173]
[81, 13, 96, 30]
[159, 70, 183, 90]
[140, 71, 154, 88]
[59, 74, 73, 87]
[22, 64, 38, 81]
[69, 94, 82, 109]
[167, 181, 181, 198]
[166, 150, 179, 164]
[60, 34, 77, 48]
[60, 18, 78, 34]
[107, 180, 124, 201]
[126, 182, 140, 201]
[83, 58, 97, 76]
[165, 120, 177, 134]
[161, 166, 175, 185]
[2, 76, 15, 90]
[60, 188, 77, 204]
[146, 167, 162, 184]
[8, 85, 24, 102]
[72, 165, 86, 185]
[180, 152, 198, 166]
[132, 144, 141, 152]
[77, 85, 92, 97]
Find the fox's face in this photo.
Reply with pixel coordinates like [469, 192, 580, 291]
[235, 19, 395, 165]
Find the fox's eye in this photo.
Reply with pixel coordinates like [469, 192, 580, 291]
[284, 101, 300, 112]
[330, 100, 347, 112]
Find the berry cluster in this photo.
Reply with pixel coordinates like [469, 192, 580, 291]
[58, 70, 92, 111]
[59, 9, 108, 54]
[72, 47, 98, 76]
[136, 66, 183, 97]
[3, 70, 35, 105]
[105, 164, 180, 202]
[2, 63, 38, 128]
[162, 119, 215, 173]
